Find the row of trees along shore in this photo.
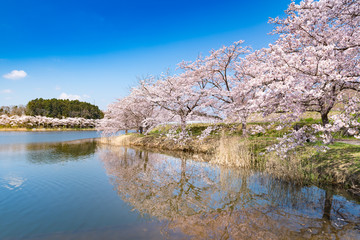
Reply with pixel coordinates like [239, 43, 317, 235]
[0, 115, 99, 129]
[98, 0, 360, 155]
[0, 99, 103, 129]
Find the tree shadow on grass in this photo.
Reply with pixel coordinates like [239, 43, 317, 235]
[313, 142, 360, 188]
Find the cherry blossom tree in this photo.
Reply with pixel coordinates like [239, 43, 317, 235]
[98, 86, 165, 135]
[98, 0, 359, 154]
[140, 73, 210, 132]
[180, 41, 255, 133]
[262, 0, 360, 125]
[234, 0, 360, 151]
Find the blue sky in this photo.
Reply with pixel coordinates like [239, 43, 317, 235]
[0, 0, 291, 110]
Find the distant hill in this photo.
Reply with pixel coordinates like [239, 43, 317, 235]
[26, 98, 104, 119]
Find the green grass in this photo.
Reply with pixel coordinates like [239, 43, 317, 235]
[185, 123, 210, 136]
[311, 142, 360, 186]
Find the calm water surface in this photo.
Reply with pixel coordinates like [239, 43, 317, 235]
[0, 131, 100, 145]
[0, 132, 359, 239]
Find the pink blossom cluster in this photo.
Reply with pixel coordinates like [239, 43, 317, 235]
[197, 125, 220, 141]
[165, 127, 193, 145]
[249, 125, 266, 135]
[0, 114, 98, 128]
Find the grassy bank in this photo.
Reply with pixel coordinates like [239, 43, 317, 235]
[264, 142, 360, 194]
[99, 123, 360, 196]
[0, 127, 96, 132]
[98, 134, 218, 153]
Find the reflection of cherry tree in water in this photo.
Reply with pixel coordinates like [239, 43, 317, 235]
[256, 177, 359, 238]
[99, 147, 360, 239]
[100, 147, 215, 219]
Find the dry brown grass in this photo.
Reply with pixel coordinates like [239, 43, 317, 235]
[98, 134, 218, 154]
[211, 135, 254, 168]
[98, 134, 139, 146]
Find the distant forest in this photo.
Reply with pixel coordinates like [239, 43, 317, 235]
[26, 98, 104, 119]
[1, 98, 104, 119]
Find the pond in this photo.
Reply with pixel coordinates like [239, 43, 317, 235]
[0, 132, 359, 239]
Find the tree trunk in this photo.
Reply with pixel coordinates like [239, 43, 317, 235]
[180, 116, 186, 133]
[321, 112, 329, 126]
[144, 126, 148, 135]
[321, 111, 334, 143]
[242, 122, 247, 136]
[125, 129, 128, 134]
[139, 126, 143, 134]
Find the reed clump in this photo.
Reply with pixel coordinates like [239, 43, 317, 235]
[211, 135, 254, 168]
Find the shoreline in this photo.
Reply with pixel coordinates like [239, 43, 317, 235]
[98, 134, 218, 154]
[98, 134, 360, 198]
[0, 127, 97, 132]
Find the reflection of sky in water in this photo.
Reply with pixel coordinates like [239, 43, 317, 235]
[2, 174, 26, 190]
[0, 133, 359, 239]
[0, 137, 149, 240]
[0, 131, 100, 145]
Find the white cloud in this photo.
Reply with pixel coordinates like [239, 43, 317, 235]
[82, 94, 91, 99]
[1, 89, 12, 94]
[2, 175, 26, 190]
[59, 92, 81, 101]
[3, 70, 27, 80]
[55, 85, 61, 91]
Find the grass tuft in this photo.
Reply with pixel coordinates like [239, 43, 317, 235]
[212, 135, 254, 168]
